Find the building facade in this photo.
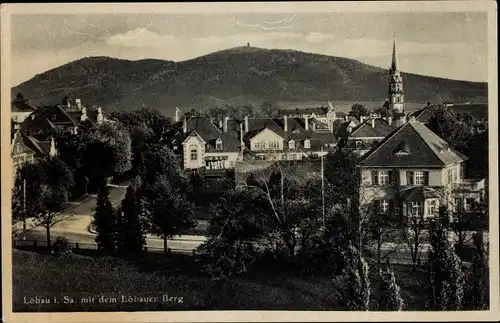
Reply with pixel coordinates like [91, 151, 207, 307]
[357, 118, 485, 221]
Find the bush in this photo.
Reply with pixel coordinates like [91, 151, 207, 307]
[51, 237, 73, 257]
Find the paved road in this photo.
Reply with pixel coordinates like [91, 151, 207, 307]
[20, 183, 208, 253]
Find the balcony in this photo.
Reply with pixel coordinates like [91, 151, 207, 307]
[452, 178, 486, 193]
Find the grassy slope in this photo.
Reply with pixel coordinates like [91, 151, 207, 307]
[12, 249, 428, 312]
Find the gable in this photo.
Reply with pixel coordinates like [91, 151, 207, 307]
[249, 128, 284, 142]
[359, 122, 467, 168]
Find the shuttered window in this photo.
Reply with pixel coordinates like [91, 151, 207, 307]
[407, 171, 414, 185]
[371, 171, 379, 185]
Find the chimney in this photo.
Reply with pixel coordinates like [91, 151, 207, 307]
[66, 100, 71, 109]
[49, 137, 57, 157]
[175, 107, 181, 122]
[360, 116, 365, 123]
[371, 118, 375, 128]
[75, 99, 82, 110]
[96, 107, 103, 123]
[388, 116, 393, 125]
[80, 107, 87, 121]
[183, 117, 187, 133]
[239, 123, 245, 152]
[244, 116, 249, 133]
[344, 116, 348, 122]
[312, 121, 316, 132]
[219, 119, 223, 129]
[284, 115, 288, 132]
[305, 115, 309, 131]
[223, 116, 229, 132]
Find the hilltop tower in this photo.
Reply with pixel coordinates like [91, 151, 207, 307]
[388, 38, 405, 117]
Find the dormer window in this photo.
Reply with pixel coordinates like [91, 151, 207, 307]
[304, 139, 310, 149]
[292, 128, 300, 134]
[51, 114, 56, 121]
[288, 139, 295, 150]
[216, 138, 223, 151]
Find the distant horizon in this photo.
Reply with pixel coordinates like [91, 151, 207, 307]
[11, 12, 488, 86]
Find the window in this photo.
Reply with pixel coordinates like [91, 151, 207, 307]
[408, 171, 429, 185]
[378, 170, 389, 185]
[289, 140, 295, 150]
[379, 200, 389, 214]
[355, 141, 362, 149]
[371, 170, 393, 185]
[304, 139, 310, 149]
[453, 168, 458, 181]
[51, 114, 56, 121]
[414, 171, 424, 185]
[216, 138, 223, 151]
[465, 198, 475, 211]
[447, 169, 453, 184]
[427, 200, 438, 217]
[411, 201, 422, 217]
[190, 147, 198, 161]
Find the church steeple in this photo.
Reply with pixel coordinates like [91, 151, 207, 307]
[391, 38, 398, 71]
[387, 35, 405, 121]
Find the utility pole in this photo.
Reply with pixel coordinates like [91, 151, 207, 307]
[22, 178, 27, 240]
[321, 146, 325, 226]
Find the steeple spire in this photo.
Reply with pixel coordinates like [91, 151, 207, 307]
[391, 33, 398, 71]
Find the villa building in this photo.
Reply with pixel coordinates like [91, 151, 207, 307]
[21, 96, 107, 139]
[357, 117, 485, 221]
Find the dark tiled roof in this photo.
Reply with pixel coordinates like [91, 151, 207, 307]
[278, 106, 329, 116]
[349, 118, 397, 138]
[11, 100, 37, 113]
[359, 120, 468, 168]
[399, 186, 443, 201]
[23, 136, 52, 157]
[413, 103, 488, 123]
[170, 116, 241, 153]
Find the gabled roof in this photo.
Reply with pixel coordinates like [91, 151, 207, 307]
[182, 130, 206, 145]
[11, 100, 37, 113]
[348, 118, 397, 138]
[23, 136, 53, 157]
[359, 120, 468, 168]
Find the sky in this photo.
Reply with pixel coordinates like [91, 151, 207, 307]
[10, 11, 488, 86]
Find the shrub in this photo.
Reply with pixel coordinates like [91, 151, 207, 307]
[51, 237, 73, 257]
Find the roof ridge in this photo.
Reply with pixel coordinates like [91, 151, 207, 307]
[359, 121, 411, 163]
[410, 122, 460, 165]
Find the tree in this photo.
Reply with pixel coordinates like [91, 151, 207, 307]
[340, 245, 370, 311]
[324, 149, 360, 205]
[82, 121, 132, 186]
[378, 266, 404, 311]
[427, 105, 473, 153]
[261, 101, 278, 117]
[426, 216, 465, 310]
[144, 176, 196, 253]
[32, 157, 74, 253]
[402, 213, 428, 269]
[465, 232, 489, 310]
[94, 184, 116, 252]
[116, 180, 147, 257]
[240, 161, 324, 261]
[139, 144, 189, 191]
[111, 107, 172, 141]
[198, 189, 264, 280]
[349, 103, 371, 120]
